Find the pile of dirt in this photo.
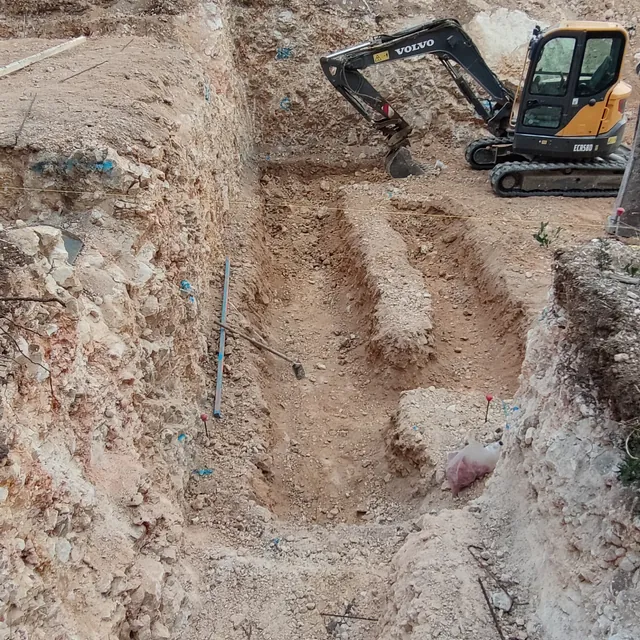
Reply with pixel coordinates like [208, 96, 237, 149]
[338, 183, 436, 371]
[387, 387, 505, 501]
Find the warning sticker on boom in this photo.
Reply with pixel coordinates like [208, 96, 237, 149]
[373, 51, 389, 63]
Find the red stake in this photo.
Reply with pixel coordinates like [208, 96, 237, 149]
[200, 413, 209, 438]
[615, 207, 625, 235]
[484, 395, 493, 423]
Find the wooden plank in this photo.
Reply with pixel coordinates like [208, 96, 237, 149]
[0, 36, 86, 80]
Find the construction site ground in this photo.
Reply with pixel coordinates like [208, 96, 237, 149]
[1, 1, 639, 640]
[181, 159, 633, 639]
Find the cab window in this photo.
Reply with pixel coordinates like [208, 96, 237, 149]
[576, 35, 624, 97]
[523, 105, 563, 128]
[530, 37, 576, 97]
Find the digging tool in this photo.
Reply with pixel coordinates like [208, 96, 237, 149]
[211, 318, 305, 380]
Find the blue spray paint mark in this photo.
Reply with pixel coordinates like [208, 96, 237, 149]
[276, 47, 293, 60]
[270, 537, 282, 553]
[192, 468, 213, 477]
[501, 400, 519, 431]
[31, 157, 115, 175]
[95, 160, 115, 173]
[279, 97, 291, 111]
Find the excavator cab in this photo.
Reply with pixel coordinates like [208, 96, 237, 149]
[512, 22, 630, 160]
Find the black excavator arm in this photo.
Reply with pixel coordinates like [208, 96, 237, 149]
[320, 19, 514, 173]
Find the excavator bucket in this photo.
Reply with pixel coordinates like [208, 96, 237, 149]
[384, 147, 425, 179]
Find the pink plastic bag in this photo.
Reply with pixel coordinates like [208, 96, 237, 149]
[446, 441, 502, 496]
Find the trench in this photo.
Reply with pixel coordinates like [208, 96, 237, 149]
[0, 2, 624, 639]
[250, 170, 525, 525]
[388, 208, 526, 396]
[255, 171, 415, 524]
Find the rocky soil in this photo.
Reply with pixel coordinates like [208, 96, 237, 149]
[0, 1, 639, 640]
[483, 240, 640, 640]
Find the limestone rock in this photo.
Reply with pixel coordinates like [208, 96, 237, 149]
[161, 576, 186, 621]
[141, 295, 160, 317]
[619, 551, 640, 572]
[191, 495, 206, 511]
[491, 590, 513, 612]
[151, 621, 171, 639]
[6, 228, 40, 256]
[32, 226, 69, 262]
[136, 556, 165, 607]
[524, 427, 535, 446]
[128, 493, 144, 507]
[52, 263, 76, 288]
[55, 538, 72, 563]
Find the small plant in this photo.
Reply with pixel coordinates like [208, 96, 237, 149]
[533, 222, 562, 248]
[624, 262, 639, 278]
[618, 429, 640, 488]
[619, 456, 640, 486]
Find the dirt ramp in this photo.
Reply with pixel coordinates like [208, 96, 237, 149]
[339, 184, 435, 371]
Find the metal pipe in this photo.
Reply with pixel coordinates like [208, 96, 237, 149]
[321, 41, 372, 59]
[213, 258, 230, 418]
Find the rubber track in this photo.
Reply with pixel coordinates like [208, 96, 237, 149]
[490, 157, 628, 198]
[465, 136, 513, 169]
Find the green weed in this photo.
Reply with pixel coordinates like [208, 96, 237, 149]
[533, 222, 562, 248]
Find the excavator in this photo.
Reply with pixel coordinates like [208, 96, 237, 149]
[320, 19, 632, 197]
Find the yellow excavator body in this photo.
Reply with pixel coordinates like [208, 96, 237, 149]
[556, 80, 632, 137]
[512, 21, 630, 139]
[552, 23, 631, 138]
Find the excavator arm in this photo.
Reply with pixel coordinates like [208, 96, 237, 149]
[320, 19, 514, 176]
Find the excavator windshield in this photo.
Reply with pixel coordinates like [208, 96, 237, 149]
[529, 37, 576, 97]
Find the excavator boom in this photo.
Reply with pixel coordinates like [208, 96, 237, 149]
[321, 20, 513, 156]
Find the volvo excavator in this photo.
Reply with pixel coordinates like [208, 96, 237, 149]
[320, 19, 632, 197]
